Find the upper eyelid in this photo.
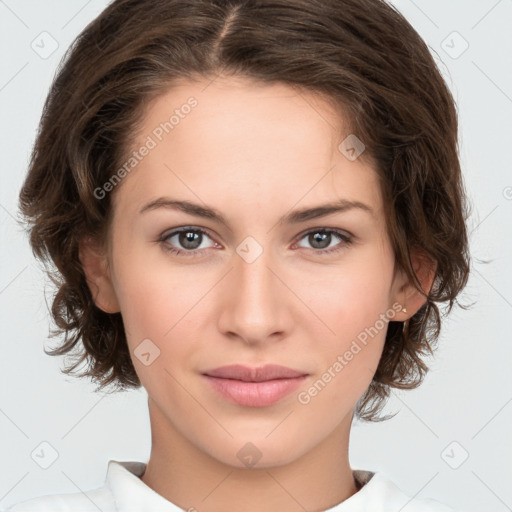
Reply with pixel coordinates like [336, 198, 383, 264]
[293, 228, 352, 250]
[161, 226, 216, 242]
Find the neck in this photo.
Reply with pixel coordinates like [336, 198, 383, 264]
[140, 400, 358, 512]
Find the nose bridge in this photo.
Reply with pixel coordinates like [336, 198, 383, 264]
[234, 238, 277, 312]
[219, 236, 288, 342]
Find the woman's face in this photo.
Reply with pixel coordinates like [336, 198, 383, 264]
[100, 76, 408, 468]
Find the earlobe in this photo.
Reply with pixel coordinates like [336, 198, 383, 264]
[398, 249, 437, 319]
[78, 236, 120, 314]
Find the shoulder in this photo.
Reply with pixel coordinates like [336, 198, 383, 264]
[1, 460, 152, 512]
[1, 486, 115, 512]
[340, 470, 462, 512]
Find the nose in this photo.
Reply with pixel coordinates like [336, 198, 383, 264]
[216, 244, 292, 346]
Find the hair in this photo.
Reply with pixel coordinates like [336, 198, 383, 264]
[18, 0, 470, 421]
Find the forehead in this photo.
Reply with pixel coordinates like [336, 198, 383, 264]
[112, 76, 383, 222]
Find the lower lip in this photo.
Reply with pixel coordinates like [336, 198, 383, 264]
[203, 375, 308, 407]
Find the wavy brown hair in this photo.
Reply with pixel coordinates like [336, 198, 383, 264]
[18, 0, 470, 421]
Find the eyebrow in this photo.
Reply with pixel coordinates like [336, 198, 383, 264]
[139, 197, 374, 226]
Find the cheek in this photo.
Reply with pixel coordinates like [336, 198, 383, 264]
[297, 283, 390, 416]
[110, 245, 206, 379]
[111, 238, 199, 333]
[299, 252, 395, 340]
[114, 275, 202, 395]
[295, 250, 394, 391]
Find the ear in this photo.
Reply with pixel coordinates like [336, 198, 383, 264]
[394, 248, 437, 320]
[78, 236, 120, 314]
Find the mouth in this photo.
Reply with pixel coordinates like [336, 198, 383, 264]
[202, 364, 309, 407]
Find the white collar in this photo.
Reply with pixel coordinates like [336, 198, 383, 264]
[106, 460, 453, 511]
[106, 460, 182, 511]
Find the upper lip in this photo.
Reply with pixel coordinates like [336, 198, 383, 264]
[203, 364, 308, 382]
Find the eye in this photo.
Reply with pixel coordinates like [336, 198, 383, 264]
[159, 227, 217, 257]
[294, 228, 353, 255]
[158, 226, 353, 258]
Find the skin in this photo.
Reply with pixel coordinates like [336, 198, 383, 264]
[80, 75, 432, 512]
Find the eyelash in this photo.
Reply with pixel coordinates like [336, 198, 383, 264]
[158, 226, 353, 258]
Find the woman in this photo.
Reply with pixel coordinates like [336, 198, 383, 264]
[8, 0, 470, 510]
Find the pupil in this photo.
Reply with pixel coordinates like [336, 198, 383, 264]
[180, 231, 200, 249]
[312, 232, 330, 249]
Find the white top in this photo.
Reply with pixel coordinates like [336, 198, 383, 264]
[2, 460, 459, 511]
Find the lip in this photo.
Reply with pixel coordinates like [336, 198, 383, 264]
[203, 364, 308, 382]
[202, 364, 309, 407]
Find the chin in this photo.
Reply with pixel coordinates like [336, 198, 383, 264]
[204, 435, 311, 470]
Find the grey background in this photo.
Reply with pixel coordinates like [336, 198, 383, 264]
[0, 1, 511, 511]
